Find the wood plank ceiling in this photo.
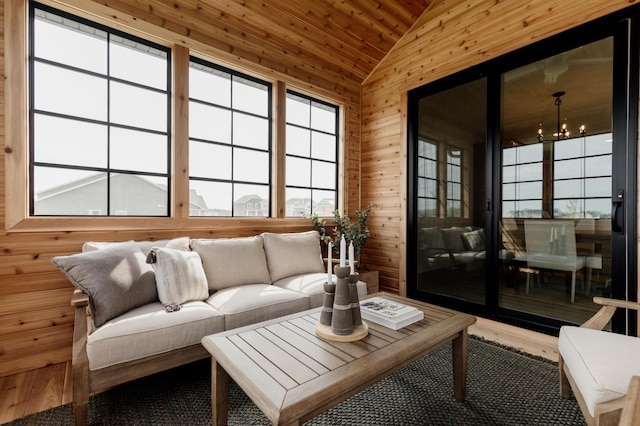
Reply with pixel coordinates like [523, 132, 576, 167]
[105, 0, 433, 90]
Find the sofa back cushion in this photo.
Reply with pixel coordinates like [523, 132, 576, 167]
[83, 236, 191, 253]
[441, 227, 467, 252]
[52, 241, 157, 328]
[262, 231, 325, 282]
[191, 236, 271, 290]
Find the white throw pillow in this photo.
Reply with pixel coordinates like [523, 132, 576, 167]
[148, 247, 209, 308]
[191, 236, 272, 290]
[261, 231, 325, 282]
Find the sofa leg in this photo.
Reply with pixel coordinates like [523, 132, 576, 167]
[559, 355, 571, 399]
[72, 360, 89, 426]
[73, 400, 88, 426]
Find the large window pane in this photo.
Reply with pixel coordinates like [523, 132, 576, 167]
[110, 174, 168, 216]
[189, 103, 232, 142]
[34, 9, 107, 73]
[110, 36, 167, 89]
[110, 83, 167, 131]
[233, 113, 269, 150]
[285, 91, 338, 217]
[190, 63, 231, 107]
[189, 142, 231, 180]
[188, 57, 271, 217]
[234, 149, 269, 183]
[233, 76, 268, 116]
[34, 63, 107, 120]
[33, 115, 107, 167]
[110, 128, 167, 174]
[30, 5, 170, 217]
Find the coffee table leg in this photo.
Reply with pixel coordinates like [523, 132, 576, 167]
[212, 358, 229, 426]
[452, 328, 468, 401]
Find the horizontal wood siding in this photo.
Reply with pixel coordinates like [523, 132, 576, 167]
[0, 0, 361, 377]
[360, 0, 634, 295]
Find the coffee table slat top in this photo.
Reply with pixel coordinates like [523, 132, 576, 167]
[202, 292, 476, 425]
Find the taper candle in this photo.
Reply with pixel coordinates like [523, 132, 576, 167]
[349, 241, 355, 274]
[327, 242, 332, 284]
[340, 235, 346, 267]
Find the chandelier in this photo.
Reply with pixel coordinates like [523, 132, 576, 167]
[536, 91, 586, 143]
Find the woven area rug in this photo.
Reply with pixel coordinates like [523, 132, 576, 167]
[8, 337, 585, 425]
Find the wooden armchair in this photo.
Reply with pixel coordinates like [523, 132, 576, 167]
[558, 297, 640, 426]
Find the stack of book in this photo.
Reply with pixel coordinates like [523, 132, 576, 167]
[359, 297, 424, 330]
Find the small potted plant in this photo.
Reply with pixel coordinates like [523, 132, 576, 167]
[310, 204, 373, 272]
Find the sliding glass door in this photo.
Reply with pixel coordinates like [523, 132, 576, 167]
[499, 37, 614, 326]
[413, 79, 487, 305]
[408, 12, 637, 334]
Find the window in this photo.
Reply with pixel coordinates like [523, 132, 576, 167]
[188, 58, 272, 217]
[446, 146, 462, 217]
[30, 4, 171, 216]
[553, 133, 612, 218]
[285, 91, 338, 217]
[502, 144, 543, 218]
[417, 139, 438, 217]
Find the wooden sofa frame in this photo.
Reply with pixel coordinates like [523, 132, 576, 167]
[559, 296, 640, 426]
[71, 290, 209, 426]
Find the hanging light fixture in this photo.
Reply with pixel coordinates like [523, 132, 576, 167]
[536, 91, 586, 142]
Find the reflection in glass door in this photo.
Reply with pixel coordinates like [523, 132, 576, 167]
[499, 37, 613, 326]
[414, 78, 488, 305]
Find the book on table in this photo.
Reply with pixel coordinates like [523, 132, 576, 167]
[359, 297, 424, 330]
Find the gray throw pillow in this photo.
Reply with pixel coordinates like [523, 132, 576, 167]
[51, 241, 157, 327]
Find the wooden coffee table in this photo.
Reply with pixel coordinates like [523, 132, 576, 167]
[201, 292, 476, 425]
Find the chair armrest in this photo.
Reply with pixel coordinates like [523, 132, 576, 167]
[619, 376, 640, 426]
[581, 297, 640, 330]
[71, 289, 89, 308]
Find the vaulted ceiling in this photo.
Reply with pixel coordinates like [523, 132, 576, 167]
[101, 0, 433, 93]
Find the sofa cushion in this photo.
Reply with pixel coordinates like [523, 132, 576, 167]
[418, 227, 446, 250]
[462, 228, 485, 251]
[262, 231, 325, 282]
[441, 227, 466, 252]
[52, 241, 157, 328]
[205, 284, 309, 330]
[149, 247, 209, 307]
[273, 272, 368, 308]
[87, 301, 224, 370]
[558, 326, 640, 416]
[191, 236, 272, 290]
[83, 236, 190, 253]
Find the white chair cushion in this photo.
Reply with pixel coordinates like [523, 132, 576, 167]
[87, 301, 224, 370]
[273, 272, 368, 308]
[206, 284, 309, 330]
[559, 326, 640, 416]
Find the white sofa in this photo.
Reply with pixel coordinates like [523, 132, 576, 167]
[52, 230, 367, 426]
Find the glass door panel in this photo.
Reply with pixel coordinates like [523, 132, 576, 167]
[499, 37, 613, 326]
[415, 78, 487, 305]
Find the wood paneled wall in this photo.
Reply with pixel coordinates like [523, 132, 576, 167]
[360, 0, 635, 295]
[0, 0, 362, 377]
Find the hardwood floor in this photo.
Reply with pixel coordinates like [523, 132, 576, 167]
[0, 316, 558, 424]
